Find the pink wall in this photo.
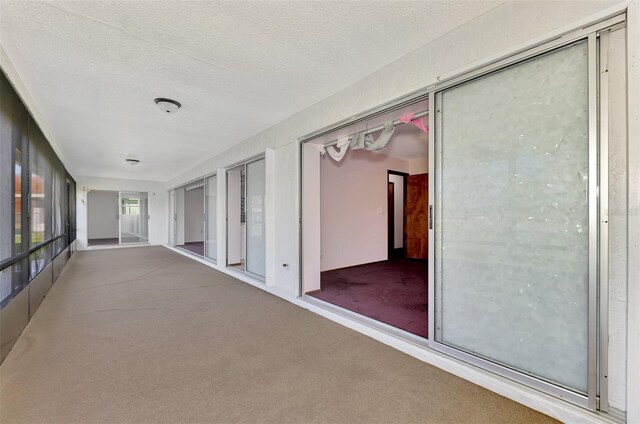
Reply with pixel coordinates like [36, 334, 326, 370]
[320, 149, 410, 271]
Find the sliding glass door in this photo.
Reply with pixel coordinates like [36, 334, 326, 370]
[245, 159, 265, 276]
[226, 157, 266, 278]
[169, 180, 205, 255]
[432, 39, 594, 402]
[205, 174, 217, 262]
[120, 192, 149, 244]
[168, 189, 175, 246]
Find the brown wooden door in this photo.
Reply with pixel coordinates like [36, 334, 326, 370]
[405, 173, 428, 259]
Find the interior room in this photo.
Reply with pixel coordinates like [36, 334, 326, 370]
[304, 103, 429, 338]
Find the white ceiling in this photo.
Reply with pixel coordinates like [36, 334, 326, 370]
[0, 0, 503, 181]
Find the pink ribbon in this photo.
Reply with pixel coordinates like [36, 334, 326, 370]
[399, 113, 429, 133]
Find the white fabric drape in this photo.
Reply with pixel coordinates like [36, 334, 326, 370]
[323, 121, 395, 162]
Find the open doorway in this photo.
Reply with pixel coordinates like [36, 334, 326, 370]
[173, 180, 205, 255]
[303, 101, 429, 338]
[87, 190, 149, 246]
[88, 190, 119, 246]
[387, 170, 407, 258]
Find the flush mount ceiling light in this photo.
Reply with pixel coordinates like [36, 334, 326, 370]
[154, 97, 181, 114]
[125, 158, 140, 166]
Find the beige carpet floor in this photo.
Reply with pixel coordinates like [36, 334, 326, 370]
[0, 246, 557, 424]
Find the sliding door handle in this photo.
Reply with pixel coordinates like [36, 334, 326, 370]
[429, 205, 433, 230]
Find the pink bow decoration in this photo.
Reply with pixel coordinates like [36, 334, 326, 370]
[399, 113, 429, 133]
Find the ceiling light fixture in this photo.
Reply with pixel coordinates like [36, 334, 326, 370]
[154, 97, 181, 114]
[125, 158, 140, 166]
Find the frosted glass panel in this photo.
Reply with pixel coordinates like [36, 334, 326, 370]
[246, 159, 266, 277]
[205, 175, 217, 261]
[435, 41, 589, 392]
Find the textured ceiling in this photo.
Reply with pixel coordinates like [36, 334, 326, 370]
[0, 0, 503, 181]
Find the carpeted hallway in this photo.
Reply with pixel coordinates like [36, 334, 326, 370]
[0, 246, 556, 424]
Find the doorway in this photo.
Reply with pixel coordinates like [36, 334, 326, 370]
[303, 101, 430, 338]
[170, 179, 205, 256]
[387, 170, 408, 258]
[87, 190, 119, 246]
[87, 190, 149, 246]
[226, 157, 266, 278]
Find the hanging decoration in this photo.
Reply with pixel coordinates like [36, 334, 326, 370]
[325, 136, 350, 161]
[324, 121, 396, 162]
[322, 111, 426, 163]
[399, 113, 429, 133]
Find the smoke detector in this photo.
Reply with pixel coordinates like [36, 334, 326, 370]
[154, 97, 181, 114]
[125, 158, 140, 166]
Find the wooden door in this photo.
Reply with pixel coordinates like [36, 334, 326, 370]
[405, 173, 428, 259]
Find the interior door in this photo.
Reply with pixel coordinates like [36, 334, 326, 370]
[406, 173, 428, 259]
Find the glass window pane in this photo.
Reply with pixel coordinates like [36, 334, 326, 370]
[246, 159, 266, 277]
[120, 192, 148, 244]
[0, 94, 13, 263]
[435, 41, 589, 392]
[205, 175, 217, 261]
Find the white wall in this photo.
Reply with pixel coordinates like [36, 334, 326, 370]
[76, 176, 167, 250]
[184, 187, 204, 242]
[388, 174, 404, 249]
[227, 167, 242, 264]
[320, 150, 410, 271]
[159, 1, 634, 419]
[87, 190, 118, 239]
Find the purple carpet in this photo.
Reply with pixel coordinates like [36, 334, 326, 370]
[310, 258, 428, 338]
[179, 242, 204, 256]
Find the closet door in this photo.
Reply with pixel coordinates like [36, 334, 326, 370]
[245, 159, 266, 277]
[433, 40, 592, 396]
